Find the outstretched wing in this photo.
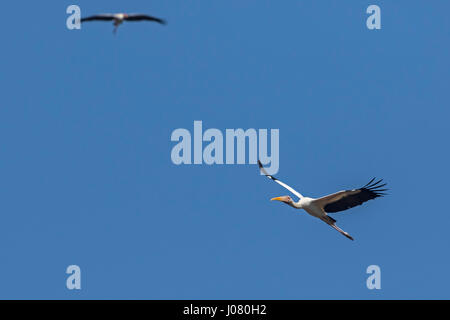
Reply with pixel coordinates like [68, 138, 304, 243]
[314, 178, 388, 213]
[81, 14, 115, 22]
[258, 160, 303, 199]
[125, 14, 167, 25]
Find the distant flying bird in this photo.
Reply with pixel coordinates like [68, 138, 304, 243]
[81, 13, 166, 33]
[258, 161, 387, 240]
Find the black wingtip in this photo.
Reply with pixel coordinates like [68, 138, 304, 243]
[361, 178, 389, 199]
[363, 177, 376, 188]
[363, 178, 388, 190]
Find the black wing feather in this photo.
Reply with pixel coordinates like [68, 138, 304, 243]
[81, 15, 115, 22]
[258, 160, 277, 182]
[125, 14, 166, 24]
[324, 178, 388, 213]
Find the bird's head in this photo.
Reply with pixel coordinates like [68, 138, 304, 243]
[271, 195, 293, 205]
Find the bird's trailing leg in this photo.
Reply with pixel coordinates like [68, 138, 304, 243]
[113, 20, 121, 34]
[330, 224, 354, 241]
[321, 216, 354, 241]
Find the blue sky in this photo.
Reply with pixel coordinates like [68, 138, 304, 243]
[0, 1, 449, 299]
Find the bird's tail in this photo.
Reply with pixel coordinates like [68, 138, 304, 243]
[321, 216, 354, 241]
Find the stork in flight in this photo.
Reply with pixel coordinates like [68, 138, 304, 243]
[81, 13, 167, 33]
[258, 161, 387, 240]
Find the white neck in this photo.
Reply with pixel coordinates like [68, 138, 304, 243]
[289, 200, 303, 209]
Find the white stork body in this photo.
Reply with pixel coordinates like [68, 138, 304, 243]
[81, 13, 166, 34]
[297, 198, 323, 218]
[258, 161, 387, 241]
[113, 14, 126, 27]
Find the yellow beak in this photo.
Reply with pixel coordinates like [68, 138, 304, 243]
[271, 197, 284, 201]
